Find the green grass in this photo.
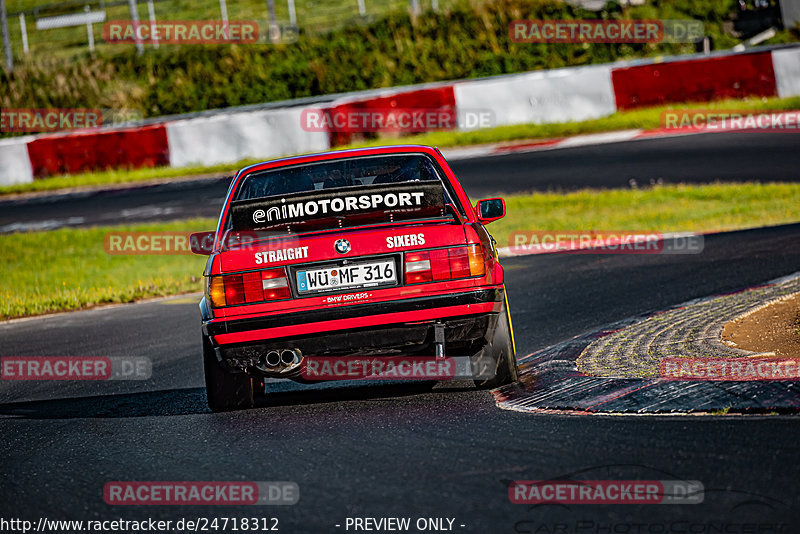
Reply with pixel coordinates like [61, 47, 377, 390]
[4, 182, 800, 320]
[3, 95, 799, 196]
[0, 218, 214, 320]
[490, 183, 800, 249]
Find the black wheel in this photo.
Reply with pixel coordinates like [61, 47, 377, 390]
[203, 335, 258, 412]
[471, 292, 518, 389]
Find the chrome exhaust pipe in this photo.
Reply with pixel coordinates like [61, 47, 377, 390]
[280, 349, 296, 366]
[265, 350, 281, 367]
[255, 348, 303, 377]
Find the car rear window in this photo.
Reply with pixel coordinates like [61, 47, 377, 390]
[227, 154, 461, 234]
[236, 154, 442, 199]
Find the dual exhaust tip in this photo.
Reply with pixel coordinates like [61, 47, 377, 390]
[263, 349, 299, 368]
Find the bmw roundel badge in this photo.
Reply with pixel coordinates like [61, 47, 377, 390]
[334, 239, 351, 254]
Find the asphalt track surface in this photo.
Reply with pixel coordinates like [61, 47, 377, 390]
[1, 130, 799, 232]
[2, 221, 800, 529]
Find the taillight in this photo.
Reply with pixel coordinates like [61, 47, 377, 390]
[224, 274, 246, 305]
[467, 244, 486, 277]
[207, 276, 226, 307]
[261, 268, 291, 300]
[206, 267, 290, 308]
[404, 245, 486, 285]
[242, 272, 263, 303]
[448, 247, 471, 278]
[430, 249, 451, 281]
[405, 251, 432, 284]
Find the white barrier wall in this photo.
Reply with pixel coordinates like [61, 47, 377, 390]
[0, 137, 34, 186]
[4, 45, 798, 182]
[772, 48, 800, 98]
[453, 65, 616, 129]
[166, 107, 330, 168]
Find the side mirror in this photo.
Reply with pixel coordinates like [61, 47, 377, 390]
[475, 198, 505, 224]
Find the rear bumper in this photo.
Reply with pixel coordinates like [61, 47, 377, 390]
[203, 288, 503, 360]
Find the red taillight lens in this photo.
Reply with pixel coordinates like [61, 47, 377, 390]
[430, 249, 451, 281]
[242, 272, 263, 303]
[448, 247, 471, 278]
[208, 268, 290, 307]
[224, 274, 245, 305]
[405, 251, 432, 284]
[404, 245, 487, 285]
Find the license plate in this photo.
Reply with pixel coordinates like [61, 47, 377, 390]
[296, 260, 397, 294]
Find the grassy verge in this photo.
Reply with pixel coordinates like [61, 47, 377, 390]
[4, 182, 800, 320]
[490, 182, 800, 247]
[1, 219, 214, 320]
[3, 96, 799, 196]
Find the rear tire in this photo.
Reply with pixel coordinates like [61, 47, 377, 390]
[203, 335, 257, 412]
[471, 294, 518, 389]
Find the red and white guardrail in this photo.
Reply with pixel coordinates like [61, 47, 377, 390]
[0, 45, 798, 186]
